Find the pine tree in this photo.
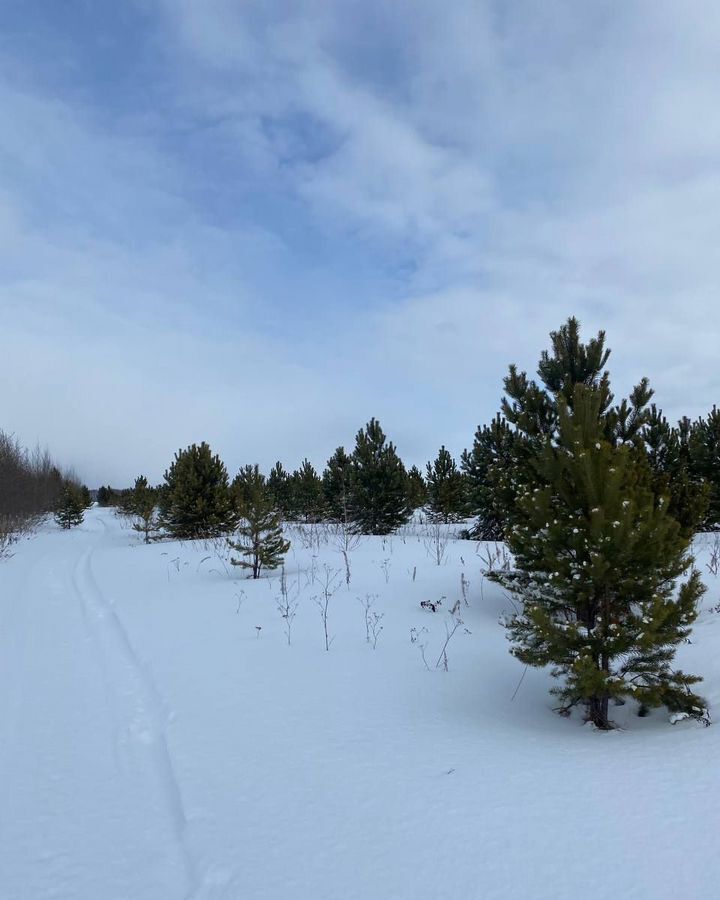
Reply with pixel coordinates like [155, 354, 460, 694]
[54, 483, 85, 529]
[517, 315, 613, 432]
[292, 459, 325, 523]
[267, 461, 294, 520]
[425, 446, 466, 523]
[350, 418, 411, 535]
[493, 383, 706, 729]
[495, 317, 653, 535]
[322, 447, 354, 523]
[644, 407, 708, 536]
[100, 485, 124, 508]
[689, 406, 720, 530]
[160, 442, 237, 539]
[130, 475, 159, 544]
[227, 466, 290, 578]
[405, 465, 427, 513]
[462, 318, 636, 542]
[116, 487, 137, 518]
[461, 415, 515, 540]
[231, 464, 261, 514]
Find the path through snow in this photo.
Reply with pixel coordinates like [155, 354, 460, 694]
[0, 515, 196, 899]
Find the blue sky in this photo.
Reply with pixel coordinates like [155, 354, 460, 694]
[1, 1, 719, 485]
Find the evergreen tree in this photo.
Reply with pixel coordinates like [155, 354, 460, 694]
[405, 465, 427, 513]
[644, 405, 676, 475]
[506, 315, 613, 435]
[130, 475, 159, 544]
[292, 459, 325, 523]
[644, 407, 708, 536]
[116, 487, 137, 518]
[690, 406, 720, 530]
[350, 418, 411, 534]
[54, 483, 85, 529]
[96, 484, 134, 509]
[461, 415, 515, 540]
[322, 447, 354, 523]
[267, 461, 294, 520]
[79, 485, 92, 508]
[227, 466, 290, 578]
[160, 442, 237, 539]
[500, 316, 655, 446]
[231, 464, 261, 515]
[425, 446, 466, 523]
[492, 383, 706, 729]
[462, 318, 641, 542]
[495, 317, 653, 534]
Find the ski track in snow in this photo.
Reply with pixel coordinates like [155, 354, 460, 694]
[71, 542, 203, 899]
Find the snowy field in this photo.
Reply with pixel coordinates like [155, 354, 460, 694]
[1, 506, 720, 900]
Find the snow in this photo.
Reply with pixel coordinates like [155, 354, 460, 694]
[1, 508, 720, 899]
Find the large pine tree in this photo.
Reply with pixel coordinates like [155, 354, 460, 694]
[492, 317, 654, 536]
[350, 418, 410, 534]
[425, 446, 466, 523]
[160, 442, 237, 539]
[490, 325, 706, 728]
[227, 466, 290, 578]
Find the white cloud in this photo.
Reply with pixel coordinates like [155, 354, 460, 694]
[2, 1, 720, 483]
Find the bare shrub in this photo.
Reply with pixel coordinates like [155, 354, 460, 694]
[478, 542, 512, 603]
[412, 607, 469, 672]
[290, 522, 328, 554]
[313, 565, 342, 650]
[435, 609, 466, 672]
[368, 610, 384, 649]
[410, 626, 431, 671]
[330, 521, 362, 586]
[706, 533, 720, 578]
[423, 521, 451, 566]
[358, 593, 383, 648]
[276, 567, 300, 646]
[460, 571, 470, 606]
[0, 526, 17, 560]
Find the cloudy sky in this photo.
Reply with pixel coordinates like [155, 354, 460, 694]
[1, 1, 719, 486]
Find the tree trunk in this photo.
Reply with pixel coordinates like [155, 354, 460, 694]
[587, 648, 611, 729]
[587, 694, 610, 729]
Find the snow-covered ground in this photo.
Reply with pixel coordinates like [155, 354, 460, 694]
[1, 507, 719, 900]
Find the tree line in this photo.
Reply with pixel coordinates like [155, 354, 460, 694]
[0, 429, 90, 552]
[95, 316, 719, 729]
[98, 389, 720, 550]
[98, 425, 472, 538]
